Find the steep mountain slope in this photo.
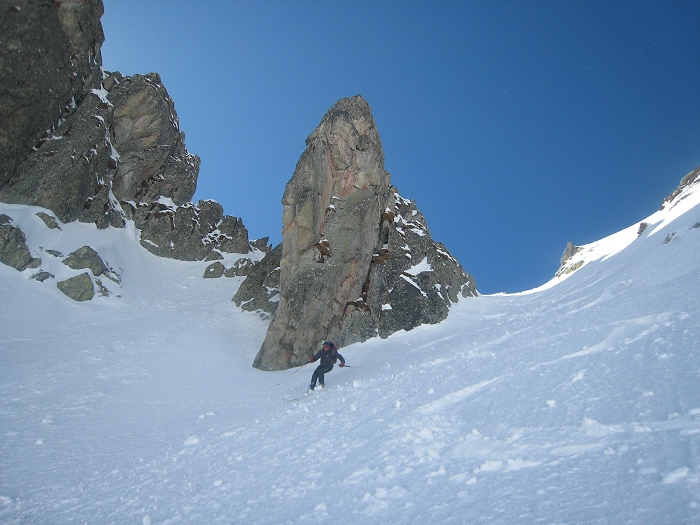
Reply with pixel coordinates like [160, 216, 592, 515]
[1, 175, 699, 524]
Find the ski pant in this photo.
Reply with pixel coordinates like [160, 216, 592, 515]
[311, 363, 333, 387]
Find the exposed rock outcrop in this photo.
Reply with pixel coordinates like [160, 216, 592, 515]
[0, 213, 41, 271]
[253, 96, 390, 370]
[340, 191, 476, 343]
[224, 256, 255, 277]
[0, 0, 118, 226]
[660, 164, 700, 210]
[0, 1, 250, 261]
[0, 211, 122, 300]
[555, 241, 584, 278]
[127, 199, 249, 260]
[554, 162, 700, 280]
[105, 77, 249, 258]
[559, 241, 581, 266]
[251, 96, 476, 371]
[232, 242, 282, 316]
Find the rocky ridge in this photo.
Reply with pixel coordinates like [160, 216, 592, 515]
[0, 0, 253, 301]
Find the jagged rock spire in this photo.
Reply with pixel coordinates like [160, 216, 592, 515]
[252, 96, 476, 371]
[253, 95, 390, 370]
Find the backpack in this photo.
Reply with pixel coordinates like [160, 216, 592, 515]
[325, 341, 338, 362]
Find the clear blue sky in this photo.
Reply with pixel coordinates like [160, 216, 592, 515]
[101, 1, 700, 294]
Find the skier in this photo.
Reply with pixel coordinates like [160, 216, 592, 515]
[308, 341, 345, 390]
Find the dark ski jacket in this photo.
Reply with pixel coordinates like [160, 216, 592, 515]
[311, 344, 345, 367]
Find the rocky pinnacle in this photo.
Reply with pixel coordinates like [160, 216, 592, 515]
[253, 95, 390, 370]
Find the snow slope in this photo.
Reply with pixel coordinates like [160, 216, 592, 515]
[1, 179, 699, 524]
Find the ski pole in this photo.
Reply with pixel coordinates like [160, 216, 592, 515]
[277, 362, 308, 385]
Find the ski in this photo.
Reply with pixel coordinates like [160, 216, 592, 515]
[283, 385, 323, 402]
[284, 392, 310, 402]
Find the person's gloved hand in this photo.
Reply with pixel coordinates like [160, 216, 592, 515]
[339, 362, 344, 368]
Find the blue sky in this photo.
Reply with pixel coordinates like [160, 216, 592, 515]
[101, 1, 700, 294]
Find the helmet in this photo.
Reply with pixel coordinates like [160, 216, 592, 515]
[322, 341, 331, 348]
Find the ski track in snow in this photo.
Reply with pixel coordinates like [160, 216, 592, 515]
[1, 194, 700, 524]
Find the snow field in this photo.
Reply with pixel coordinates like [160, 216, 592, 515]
[1, 186, 700, 523]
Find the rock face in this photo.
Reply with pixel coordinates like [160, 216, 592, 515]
[253, 96, 390, 370]
[128, 199, 249, 260]
[203, 261, 225, 279]
[107, 72, 199, 206]
[345, 192, 476, 342]
[2, 86, 117, 224]
[232, 242, 282, 316]
[0, 0, 117, 225]
[251, 96, 476, 371]
[0, 0, 104, 192]
[0, 1, 250, 261]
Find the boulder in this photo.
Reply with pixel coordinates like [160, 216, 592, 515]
[36, 212, 61, 230]
[57, 272, 94, 302]
[63, 246, 111, 279]
[0, 213, 41, 271]
[33, 270, 53, 282]
[203, 261, 224, 279]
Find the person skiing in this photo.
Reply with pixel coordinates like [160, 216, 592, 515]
[308, 341, 345, 390]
